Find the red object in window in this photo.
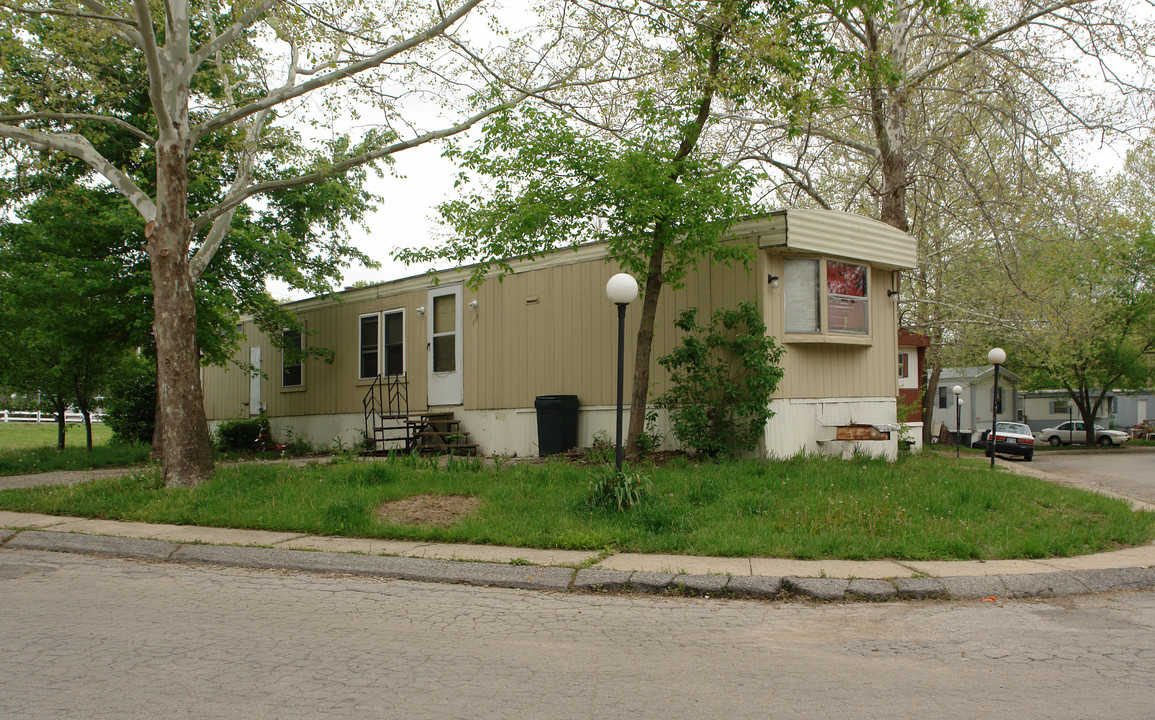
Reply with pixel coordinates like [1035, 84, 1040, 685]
[827, 261, 866, 297]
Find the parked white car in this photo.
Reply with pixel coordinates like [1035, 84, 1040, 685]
[1037, 421, 1131, 447]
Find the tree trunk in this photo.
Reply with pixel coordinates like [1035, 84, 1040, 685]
[879, 145, 910, 233]
[922, 364, 941, 444]
[151, 141, 215, 487]
[625, 245, 666, 457]
[864, 15, 911, 234]
[54, 397, 66, 449]
[81, 406, 93, 451]
[151, 392, 164, 461]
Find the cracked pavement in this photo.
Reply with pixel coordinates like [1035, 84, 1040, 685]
[2, 549, 1154, 719]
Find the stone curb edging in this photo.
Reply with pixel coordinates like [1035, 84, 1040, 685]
[4, 528, 1155, 602]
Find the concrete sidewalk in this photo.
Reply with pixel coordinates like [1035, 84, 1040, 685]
[3, 509, 1154, 602]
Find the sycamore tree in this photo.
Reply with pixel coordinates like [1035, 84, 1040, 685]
[400, 0, 843, 455]
[735, 0, 1155, 441]
[0, 0, 590, 485]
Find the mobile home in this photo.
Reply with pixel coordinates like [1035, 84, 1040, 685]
[202, 209, 918, 459]
[931, 366, 1022, 445]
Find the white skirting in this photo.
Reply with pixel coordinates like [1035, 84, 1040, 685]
[211, 396, 902, 461]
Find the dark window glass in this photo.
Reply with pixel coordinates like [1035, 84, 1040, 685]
[283, 329, 303, 387]
[433, 335, 456, 372]
[359, 315, 378, 379]
[384, 312, 404, 376]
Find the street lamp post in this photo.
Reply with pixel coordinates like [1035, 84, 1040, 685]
[606, 273, 639, 474]
[987, 347, 1007, 469]
[952, 385, 963, 459]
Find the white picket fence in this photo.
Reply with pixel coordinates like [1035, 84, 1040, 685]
[0, 410, 104, 423]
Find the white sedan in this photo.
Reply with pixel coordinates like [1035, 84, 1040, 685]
[1037, 421, 1131, 447]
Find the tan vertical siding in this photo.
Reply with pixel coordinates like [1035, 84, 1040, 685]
[205, 216, 911, 422]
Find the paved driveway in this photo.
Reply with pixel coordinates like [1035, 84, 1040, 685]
[1028, 448, 1155, 506]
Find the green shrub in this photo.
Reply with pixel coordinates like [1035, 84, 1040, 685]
[656, 301, 784, 457]
[215, 416, 266, 452]
[102, 355, 157, 446]
[634, 409, 663, 455]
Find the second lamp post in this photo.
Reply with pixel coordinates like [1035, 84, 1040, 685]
[606, 273, 638, 473]
[987, 347, 1006, 469]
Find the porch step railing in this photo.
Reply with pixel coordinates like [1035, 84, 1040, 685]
[362, 375, 413, 453]
[361, 377, 477, 456]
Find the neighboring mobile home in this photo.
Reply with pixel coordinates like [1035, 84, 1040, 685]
[1017, 388, 1153, 433]
[897, 330, 929, 450]
[930, 366, 1022, 446]
[202, 209, 918, 459]
[1115, 391, 1154, 430]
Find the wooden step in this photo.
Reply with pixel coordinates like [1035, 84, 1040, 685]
[418, 443, 478, 456]
[407, 419, 460, 428]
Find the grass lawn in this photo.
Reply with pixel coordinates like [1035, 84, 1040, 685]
[0, 422, 151, 476]
[1, 451, 1150, 561]
[0, 421, 113, 450]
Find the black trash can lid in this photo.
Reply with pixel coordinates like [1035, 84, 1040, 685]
[534, 394, 579, 410]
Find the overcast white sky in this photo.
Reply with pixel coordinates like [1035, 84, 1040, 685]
[266, 137, 461, 301]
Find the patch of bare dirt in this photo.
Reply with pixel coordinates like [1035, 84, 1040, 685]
[374, 494, 481, 527]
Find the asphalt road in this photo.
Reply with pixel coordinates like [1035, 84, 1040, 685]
[1029, 448, 1155, 505]
[2, 549, 1153, 719]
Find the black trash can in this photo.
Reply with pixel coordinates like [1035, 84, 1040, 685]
[535, 395, 579, 456]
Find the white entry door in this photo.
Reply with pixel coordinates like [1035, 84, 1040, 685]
[427, 284, 463, 406]
[248, 346, 262, 415]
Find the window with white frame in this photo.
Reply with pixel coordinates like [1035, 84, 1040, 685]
[1049, 399, 1070, 414]
[359, 314, 379, 380]
[783, 257, 870, 337]
[282, 327, 303, 388]
[359, 310, 405, 379]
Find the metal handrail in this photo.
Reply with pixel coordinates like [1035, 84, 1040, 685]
[362, 375, 411, 452]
